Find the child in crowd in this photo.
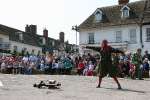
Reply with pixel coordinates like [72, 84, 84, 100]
[87, 61, 94, 76]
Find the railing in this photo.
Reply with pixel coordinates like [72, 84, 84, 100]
[80, 41, 128, 49]
[0, 42, 10, 50]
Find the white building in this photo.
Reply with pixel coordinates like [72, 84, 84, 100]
[0, 24, 42, 55]
[79, 0, 150, 55]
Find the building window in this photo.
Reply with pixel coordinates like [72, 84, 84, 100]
[122, 9, 129, 18]
[42, 37, 46, 45]
[94, 9, 103, 23]
[95, 12, 102, 22]
[129, 29, 136, 43]
[88, 33, 95, 44]
[52, 41, 55, 46]
[16, 31, 23, 41]
[116, 31, 122, 42]
[121, 6, 130, 18]
[146, 28, 150, 41]
[19, 33, 23, 41]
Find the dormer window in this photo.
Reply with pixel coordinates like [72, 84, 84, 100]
[94, 9, 102, 22]
[121, 5, 130, 18]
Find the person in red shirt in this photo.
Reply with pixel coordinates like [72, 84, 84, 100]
[77, 60, 85, 75]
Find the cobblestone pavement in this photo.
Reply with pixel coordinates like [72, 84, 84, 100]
[0, 74, 150, 100]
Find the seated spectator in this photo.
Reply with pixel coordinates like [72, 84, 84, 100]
[39, 60, 45, 71]
[83, 60, 89, 76]
[87, 61, 94, 76]
[1, 61, 6, 73]
[129, 63, 136, 79]
[18, 61, 24, 74]
[63, 57, 73, 75]
[117, 59, 124, 78]
[57, 60, 64, 74]
[12, 61, 19, 74]
[77, 60, 85, 75]
[143, 58, 149, 78]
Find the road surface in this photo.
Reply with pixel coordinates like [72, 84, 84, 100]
[0, 74, 150, 100]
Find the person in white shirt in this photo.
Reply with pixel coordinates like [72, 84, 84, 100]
[1, 61, 6, 73]
[22, 56, 29, 64]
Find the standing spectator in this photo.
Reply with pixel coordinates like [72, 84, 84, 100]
[143, 50, 150, 61]
[132, 48, 143, 80]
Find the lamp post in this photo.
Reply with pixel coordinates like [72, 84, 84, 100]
[72, 25, 79, 54]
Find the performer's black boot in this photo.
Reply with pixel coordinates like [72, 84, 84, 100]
[96, 76, 102, 88]
[113, 77, 122, 89]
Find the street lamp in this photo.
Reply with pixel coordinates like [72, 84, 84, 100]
[72, 25, 79, 54]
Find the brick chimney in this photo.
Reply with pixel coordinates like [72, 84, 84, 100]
[25, 25, 30, 33]
[118, 0, 129, 5]
[59, 32, 64, 43]
[43, 28, 48, 38]
[25, 24, 37, 35]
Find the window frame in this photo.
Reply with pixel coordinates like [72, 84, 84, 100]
[146, 28, 150, 42]
[19, 33, 23, 41]
[122, 9, 129, 18]
[129, 29, 137, 44]
[88, 33, 95, 44]
[121, 5, 130, 18]
[115, 31, 122, 43]
[95, 12, 102, 22]
[94, 9, 103, 23]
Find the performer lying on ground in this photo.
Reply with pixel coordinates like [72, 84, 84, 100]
[86, 40, 123, 89]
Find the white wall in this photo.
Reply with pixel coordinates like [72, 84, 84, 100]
[79, 24, 150, 54]
[10, 41, 42, 55]
[0, 34, 9, 42]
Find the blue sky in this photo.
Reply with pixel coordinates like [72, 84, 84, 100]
[0, 0, 139, 44]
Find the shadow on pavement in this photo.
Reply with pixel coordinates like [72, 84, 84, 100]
[102, 87, 146, 94]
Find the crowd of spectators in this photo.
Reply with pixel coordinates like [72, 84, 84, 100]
[74, 49, 150, 79]
[0, 52, 74, 75]
[0, 49, 150, 80]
